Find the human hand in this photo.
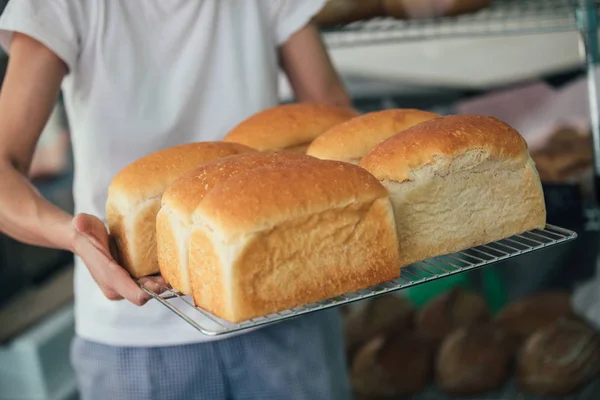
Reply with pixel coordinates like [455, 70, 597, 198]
[71, 213, 168, 306]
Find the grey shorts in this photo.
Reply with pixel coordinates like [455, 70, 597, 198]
[70, 309, 352, 400]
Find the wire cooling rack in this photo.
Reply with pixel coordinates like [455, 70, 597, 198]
[322, 0, 596, 47]
[141, 224, 576, 336]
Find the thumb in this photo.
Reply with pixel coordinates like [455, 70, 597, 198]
[73, 213, 110, 249]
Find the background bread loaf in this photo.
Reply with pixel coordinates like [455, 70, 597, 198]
[518, 318, 600, 395]
[351, 331, 436, 397]
[383, 0, 492, 19]
[314, 0, 384, 28]
[435, 324, 517, 395]
[344, 294, 415, 361]
[106, 142, 254, 278]
[306, 108, 440, 164]
[222, 103, 358, 153]
[415, 287, 490, 342]
[494, 291, 576, 341]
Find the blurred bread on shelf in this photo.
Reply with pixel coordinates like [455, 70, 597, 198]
[382, 0, 492, 19]
[530, 127, 593, 183]
[415, 287, 491, 342]
[494, 290, 577, 341]
[435, 323, 517, 395]
[314, 0, 384, 28]
[518, 317, 600, 396]
[106, 142, 255, 278]
[351, 331, 436, 398]
[222, 103, 358, 153]
[344, 294, 415, 360]
[306, 108, 440, 164]
[359, 114, 547, 269]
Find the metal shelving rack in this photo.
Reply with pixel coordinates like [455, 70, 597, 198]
[144, 225, 576, 336]
[322, 0, 591, 45]
[322, 0, 600, 231]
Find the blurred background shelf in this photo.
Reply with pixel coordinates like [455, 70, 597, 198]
[322, 0, 596, 47]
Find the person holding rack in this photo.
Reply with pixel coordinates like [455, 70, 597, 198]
[0, 1, 352, 399]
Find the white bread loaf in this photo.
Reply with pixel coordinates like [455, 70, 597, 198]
[222, 103, 359, 153]
[106, 142, 255, 278]
[359, 115, 546, 268]
[157, 152, 312, 295]
[306, 108, 440, 163]
[166, 155, 400, 322]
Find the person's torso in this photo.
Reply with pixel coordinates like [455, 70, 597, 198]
[64, 0, 281, 218]
[64, 0, 285, 345]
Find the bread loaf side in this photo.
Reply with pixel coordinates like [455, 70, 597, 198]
[106, 142, 254, 278]
[157, 152, 313, 294]
[359, 115, 547, 267]
[189, 159, 400, 322]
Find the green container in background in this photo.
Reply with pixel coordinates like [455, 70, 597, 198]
[404, 272, 472, 308]
[402, 257, 509, 313]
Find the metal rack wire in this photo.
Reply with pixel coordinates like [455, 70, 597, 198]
[142, 224, 576, 336]
[322, 0, 594, 47]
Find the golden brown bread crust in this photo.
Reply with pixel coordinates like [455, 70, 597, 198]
[221, 103, 359, 152]
[359, 114, 529, 182]
[228, 197, 399, 322]
[106, 141, 254, 278]
[415, 288, 491, 342]
[518, 318, 600, 396]
[107, 142, 255, 215]
[314, 0, 384, 27]
[435, 324, 517, 395]
[383, 0, 492, 19]
[189, 159, 400, 322]
[494, 291, 576, 341]
[161, 152, 314, 218]
[109, 200, 162, 279]
[306, 108, 440, 163]
[157, 152, 315, 293]
[193, 159, 389, 237]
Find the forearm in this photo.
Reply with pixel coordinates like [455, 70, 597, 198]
[0, 33, 73, 251]
[0, 161, 74, 251]
[279, 22, 352, 108]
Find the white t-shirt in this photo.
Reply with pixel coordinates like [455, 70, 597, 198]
[0, 0, 326, 347]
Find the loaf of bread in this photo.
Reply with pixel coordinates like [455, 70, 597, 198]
[494, 291, 576, 341]
[383, 0, 492, 19]
[415, 287, 490, 341]
[314, 0, 384, 28]
[160, 154, 400, 322]
[157, 151, 311, 295]
[106, 142, 254, 278]
[351, 331, 436, 397]
[436, 324, 516, 395]
[222, 103, 359, 153]
[306, 108, 440, 164]
[518, 318, 600, 395]
[359, 115, 547, 268]
[344, 294, 415, 361]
